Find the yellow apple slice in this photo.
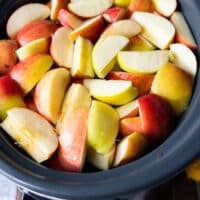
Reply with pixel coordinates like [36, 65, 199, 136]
[113, 132, 148, 167]
[131, 11, 175, 49]
[68, 0, 113, 18]
[100, 19, 141, 39]
[50, 27, 74, 68]
[92, 35, 129, 78]
[34, 68, 71, 124]
[117, 50, 170, 74]
[170, 12, 197, 49]
[87, 145, 116, 170]
[170, 43, 197, 78]
[71, 36, 94, 78]
[50, 0, 68, 20]
[87, 100, 119, 154]
[152, 0, 177, 17]
[16, 38, 50, 60]
[84, 79, 138, 106]
[6, 3, 50, 38]
[116, 99, 139, 119]
[1, 107, 58, 163]
[114, 0, 131, 7]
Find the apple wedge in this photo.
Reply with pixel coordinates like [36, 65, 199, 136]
[100, 19, 141, 39]
[170, 12, 197, 49]
[68, 0, 113, 18]
[34, 68, 71, 124]
[152, 0, 177, 17]
[50, 0, 68, 20]
[10, 54, 53, 94]
[0, 76, 25, 121]
[103, 7, 127, 23]
[84, 79, 138, 106]
[128, 0, 153, 13]
[107, 71, 154, 96]
[170, 43, 197, 78]
[50, 27, 74, 68]
[92, 35, 129, 78]
[71, 36, 94, 78]
[87, 145, 116, 170]
[131, 11, 175, 49]
[151, 62, 193, 115]
[1, 107, 58, 163]
[16, 38, 50, 61]
[117, 50, 170, 74]
[16, 19, 59, 46]
[113, 132, 148, 167]
[87, 100, 119, 154]
[6, 3, 50, 38]
[116, 99, 139, 119]
[0, 40, 18, 75]
[70, 15, 104, 42]
[57, 9, 83, 29]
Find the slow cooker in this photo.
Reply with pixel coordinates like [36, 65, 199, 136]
[0, 0, 200, 200]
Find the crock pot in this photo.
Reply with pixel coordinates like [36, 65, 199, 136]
[0, 0, 199, 200]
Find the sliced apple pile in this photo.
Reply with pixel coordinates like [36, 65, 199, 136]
[0, 0, 197, 172]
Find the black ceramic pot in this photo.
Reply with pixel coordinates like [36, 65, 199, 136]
[0, 0, 199, 200]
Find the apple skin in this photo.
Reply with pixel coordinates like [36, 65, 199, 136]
[10, 54, 53, 95]
[50, 0, 68, 20]
[128, 0, 153, 14]
[0, 75, 25, 121]
[16, 20, 60, 46]
[0, 40, 18, 75]
[107, 71, 154, 96]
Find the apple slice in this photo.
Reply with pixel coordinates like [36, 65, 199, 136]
[100, 19, 141, 39]
[116, 99, 139, 119]
[0, 76, 25, 121]
[84, 79, 138, 106]
[0, 40, 18, 75]
[107, 71, 154, 96]
[6, 3, 50, 38]
[170, 43, 197, 78]
[71, 36, 94, 78]
[128, 0, 153, 13]
[16, 38, 50, 61]
[50, 0, 68, 20]
[68, 0, 113, 18]
[34, 68, 71, 124]
[50, 27, 74, 68]
[92, 35, 129, 78]
[117, 50, 170, 74]
[114, 0, 131, 7]
[113, 132, 148, 167]
[103, 7, 127, 23]
[128, 35, 156, 51]
[87, 145, 116, 170]
[16, 20, 59, 46]
[120, 117, 143, 137]
[69, 15, 104, 42]
[131, 11, 175, 49]
[170, 12, 197, 49]
[151, 62, 193, 115]
[10, 54, 53, 94]
[87, 100, 119, 154]
[57, 9, 83, 29]
[152, 0, 177, 17]
[1, 107, 58, 163]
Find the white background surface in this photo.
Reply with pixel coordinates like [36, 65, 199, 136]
[0, 173, 17, 200]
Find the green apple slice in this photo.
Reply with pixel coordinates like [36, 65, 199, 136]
[87, 100, 119, 154]
[92, 35, 129, 78]
[84, 79, 138, 106]
[117, 50, 170, 74]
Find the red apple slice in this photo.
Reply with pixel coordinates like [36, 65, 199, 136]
[68, 0, 113, 18]
[50, 0, 68, 20]
[6, 3, 50, 38]
[170, 12, 197, 49]
[16, 20, 59, 46]
[128, 0, 153, 13]
[50, 27, 74, 68]
[57, 9, 83, 29]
